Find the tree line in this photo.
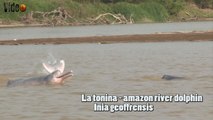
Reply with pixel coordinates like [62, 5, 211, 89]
[73, 0, 213, 9]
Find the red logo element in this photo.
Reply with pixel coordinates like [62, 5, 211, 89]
[19, 4, 26, 12]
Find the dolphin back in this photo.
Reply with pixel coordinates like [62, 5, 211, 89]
[7, 80, 15, 87]
[162, 75, 184, 80]
[7, 75, 51, 87]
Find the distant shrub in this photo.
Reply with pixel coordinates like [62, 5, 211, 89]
[101, 0, 141, 3]
[111, 2, 168, 22]
[157, 0, 185, 15]
[112, 2, 149, 22]
[140, 2, 169, 21]
[112, 2, 137, 17]
[193, 0, 213, 9]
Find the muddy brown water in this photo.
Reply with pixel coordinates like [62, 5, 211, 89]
[0, 42, 212, 120]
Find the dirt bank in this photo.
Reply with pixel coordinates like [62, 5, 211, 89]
[0, 31, 212, 45]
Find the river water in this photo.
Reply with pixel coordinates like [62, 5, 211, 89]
[0, 21, 213, 40]
[0, 41, 212, 120]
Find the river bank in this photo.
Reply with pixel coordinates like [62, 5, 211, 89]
[0, 31, 212, 45]
[0, 1, 212, 27]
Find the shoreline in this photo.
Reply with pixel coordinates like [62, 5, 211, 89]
[0, 19, 213, 28]
[0, 24, 49, 28]
[0, 31, 212, 45]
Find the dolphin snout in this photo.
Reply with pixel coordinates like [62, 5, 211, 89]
[57, 71, 73, 80]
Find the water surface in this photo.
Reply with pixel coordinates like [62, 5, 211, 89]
[0, 42, 212, 120]
[0, 21, 212, 40]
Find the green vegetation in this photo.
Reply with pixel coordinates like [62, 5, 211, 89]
[193, 0, 213, 8]
[0, 0, 212, 25]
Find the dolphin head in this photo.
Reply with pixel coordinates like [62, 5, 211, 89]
[48, 70, 73, 84]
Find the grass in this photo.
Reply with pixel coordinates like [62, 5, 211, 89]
[181, 3, 213, 18]
[139, 2, 169, 22]
[0, 0, 212, 25]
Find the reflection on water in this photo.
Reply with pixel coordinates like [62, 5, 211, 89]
[0, 42, 212, 120]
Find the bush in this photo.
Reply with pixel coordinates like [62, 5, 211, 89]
[139, 2, 169, 21]
[101, 0, 141, 3]
[111, 2, 168, 22]
[193, 0, 213, 9]
[157, 0, 185, 15]
[112, 2, 137, 17]
[111, 2, 148, 22]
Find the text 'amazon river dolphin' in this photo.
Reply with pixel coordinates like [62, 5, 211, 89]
[7, 70, 73, 87]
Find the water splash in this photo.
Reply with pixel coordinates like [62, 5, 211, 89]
[42, 53, 65, 74]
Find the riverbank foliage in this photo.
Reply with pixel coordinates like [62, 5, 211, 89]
[0, 0, 212, 25]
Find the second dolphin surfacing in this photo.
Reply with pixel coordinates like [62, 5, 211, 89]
[161, 75, 184, 80]
[7, 70, 73, 87]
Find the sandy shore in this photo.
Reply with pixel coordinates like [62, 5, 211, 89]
[0, 31, 212, 45]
